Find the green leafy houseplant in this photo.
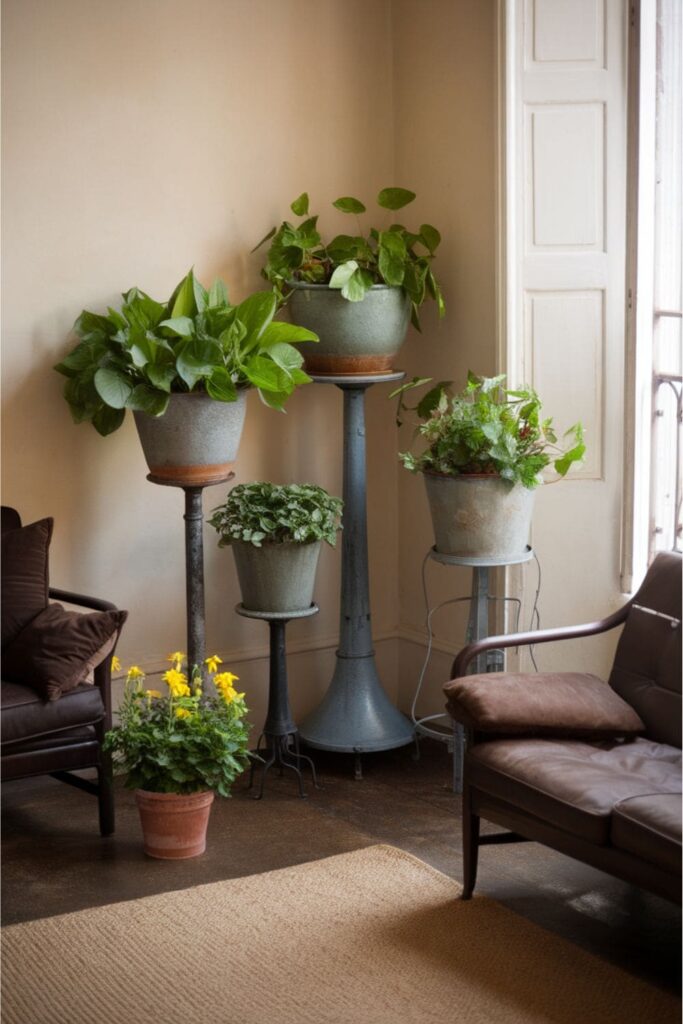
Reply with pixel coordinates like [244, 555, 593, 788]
[394, 372, 585, 487]
[209, 482, 343, 548]
[54, 269, 319, 436]
[255, 189, 445, 330]
[104, 654, 250, 797]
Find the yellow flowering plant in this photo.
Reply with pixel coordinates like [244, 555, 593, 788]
[104, 654, 250, 796]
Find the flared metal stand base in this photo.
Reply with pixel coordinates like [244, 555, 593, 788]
[299, 655, 415, 755]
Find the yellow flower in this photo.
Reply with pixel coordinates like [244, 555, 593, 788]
[175, 707, 193, 719]
[111, 655, 122, 672]
[127, 666, 145, 681]
[214, 671, 240, 688]
[145, 689, 162, 699]
[214, 670, 245, 704]
[162, 668, 191, 698]
[167, 651, 187, 670]
[205, 654, 223, 674]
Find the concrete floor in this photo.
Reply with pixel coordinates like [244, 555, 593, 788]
[2, 740, 681, 999]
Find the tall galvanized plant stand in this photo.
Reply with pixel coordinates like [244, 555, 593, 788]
[299, 373, 415, 779]
[146, 472, 234, 675]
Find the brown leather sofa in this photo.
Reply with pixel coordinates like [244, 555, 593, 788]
[444, 551, 682, 904]
[1, 506, 125, 835]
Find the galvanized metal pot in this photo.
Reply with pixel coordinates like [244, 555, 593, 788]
[287, 282, 411, 375]
[423, 472, 535, 560]
[231, 539, 321, 613]
[134, 391, 247, 486]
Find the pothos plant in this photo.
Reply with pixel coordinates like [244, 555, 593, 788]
[208, 482, 343, 548]
[104, 653, 251, 796]
[393, 372, 585, 488]
[54, 269, 318, 436]
[254, 189, 445, 330]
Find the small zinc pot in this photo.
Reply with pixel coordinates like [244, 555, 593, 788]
[134, 390, 247, 486]
[135, 789, 214, 860]
[287, 282, 411, 375]
[423, 472, 535, 561]
[232, 539, 321, 613]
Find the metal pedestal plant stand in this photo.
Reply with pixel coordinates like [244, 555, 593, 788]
[412, 546, 533, 793]
[299, 373, 415, 780]
[236, 604, 320, 799]
[146, 472, 234, 675]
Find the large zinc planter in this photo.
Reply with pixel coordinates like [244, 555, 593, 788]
[288, 283, 411, 376]
[134, 391, 247, 486]
[423, 472, 535, 561]
[232, 539, 322, 613]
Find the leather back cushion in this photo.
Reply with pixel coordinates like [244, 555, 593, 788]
[609, 551, 682, 747]
[1, 517, 53, 648]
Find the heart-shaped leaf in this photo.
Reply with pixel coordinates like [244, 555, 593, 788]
[333, 196, 366, 215]
[377, 187, 416, 211]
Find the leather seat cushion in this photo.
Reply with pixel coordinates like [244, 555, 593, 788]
[468, 736, 682, 845]
[611, 794, 682, 873]
[1, 680, 104, 746]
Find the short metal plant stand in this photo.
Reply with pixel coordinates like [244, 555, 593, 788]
[412, 546, 533, 793]
[236, 603, 321, 799]
[146, 472, 235, 675]
[299, 373, 415, 780]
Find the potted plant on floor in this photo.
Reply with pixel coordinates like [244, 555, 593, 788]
[208, 482, 343, 613]
[394, 372, 585, 560]
[104, 653, 250, 858]
[254, 189, 445, 376]
[54, 269, 318, 484]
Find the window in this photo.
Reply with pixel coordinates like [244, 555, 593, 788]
[622, 0, 682, 592]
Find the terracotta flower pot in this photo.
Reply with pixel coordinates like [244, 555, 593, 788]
[135, 789, 214, 859]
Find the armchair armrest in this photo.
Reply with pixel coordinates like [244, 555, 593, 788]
[451, 603, 632, 680]
[49, 588, 118, 614]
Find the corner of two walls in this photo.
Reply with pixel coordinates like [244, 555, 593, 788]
[391, 0, 498, 719]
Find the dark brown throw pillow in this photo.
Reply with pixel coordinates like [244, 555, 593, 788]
[1, 518, 53, 648]
[2, 603, 128, 701]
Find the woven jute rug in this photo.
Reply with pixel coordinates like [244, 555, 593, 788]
[2, 844, 678, 1024]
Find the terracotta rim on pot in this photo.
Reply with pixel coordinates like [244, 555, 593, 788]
[287, 281, 410, 377]
[135, 789, 214, 860]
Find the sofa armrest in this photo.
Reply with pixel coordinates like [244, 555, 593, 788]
[443, 671, 645, 737]
[451, 603, 631, 680]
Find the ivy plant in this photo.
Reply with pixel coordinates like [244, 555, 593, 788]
[54, 269, 319, 435]
[254, 189, 445, 330]
[209, 482, 343, 548]
[393, 372, 585, 489]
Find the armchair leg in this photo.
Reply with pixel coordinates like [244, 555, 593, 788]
[462, 785, 480, 900]
[97, 754, 115, 837]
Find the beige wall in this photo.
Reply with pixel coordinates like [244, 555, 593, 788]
[2, 0, 499, 727]
[1, 0, 402, 727]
